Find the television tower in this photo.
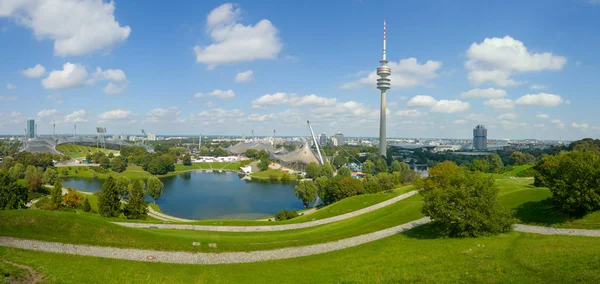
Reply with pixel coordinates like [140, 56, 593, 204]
[376, 19, 391, 157]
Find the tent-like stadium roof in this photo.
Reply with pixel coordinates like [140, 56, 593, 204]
[227, 142, 277, 155]
[272, 142, 320, 165]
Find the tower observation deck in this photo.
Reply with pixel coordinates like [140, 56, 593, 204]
[377, 20, 391, 157]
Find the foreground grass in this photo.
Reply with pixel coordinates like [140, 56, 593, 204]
[1, 228, 599, 283]
[56, 144, 119, 159]
[250, 169, 287, 181]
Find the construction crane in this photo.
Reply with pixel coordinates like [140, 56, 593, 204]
[307, 120, 324, 165]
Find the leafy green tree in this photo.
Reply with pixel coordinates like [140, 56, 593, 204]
[510, 151, 536, 165]
[305, 162, 319, 179]
[418, 161, 514, 237]
[361, 160, 375, 175]
[85, 154, 93, 163]
[391, 160, 409, 172]
[294, 180, 318, 208]
[331, 177, 362, 202]
[315, 176, 329, 202]
[48, 181, 63, 209]
[182, 153, 192, 166]
[331, 155, 348, 169]
[257, 150, 270, 160]
[115, 176, 131, 199]
[62, 188, 83, 208]
[41, 168, 58, 185]
[0, 172, 28, 210]
[244, 149, 258, 159]
[24, 165, 43, 192]
[376, 172, 395, 191]
[82, 197, 91, 212]
[363, 174, 382, 193]
[108, 152, 115, 159]
[257, 158, 270, 171]
[98, 176, 121, 217]
[375, 159, 388, 174]
[318, 163, 334, 178]
[147, 177, 164, 204]
[486, 154, 504, 173]
[110, 156, 127, 173]
[8, 163, 24, 180]
[124, 180, 148, 219]
[470, 159, 490, 173]
[337, 167, 352, 177]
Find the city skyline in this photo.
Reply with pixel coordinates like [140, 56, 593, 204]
[1, 1, 600, 140]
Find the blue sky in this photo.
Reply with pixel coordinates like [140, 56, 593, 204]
[1, 0, 599, 140]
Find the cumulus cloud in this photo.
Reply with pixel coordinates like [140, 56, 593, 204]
[515, 93, 563, 106]
[0, 0, 131, 56]
[194, 3, 282, 68]
[484, 98, 514, 109]
[21, 64, 46, 78]
[187, 108, 245, 125]
[98, 109, 131, 120]
[6, 83, 16, 89]
[465, 36, 566, 86]
[430, 100, 470, 113]
[92, 67, 129, 94]
[235, 70, 254, 83]
[252, 93, 337, 109]
[37, 109, 58, 117]
[530, 84, 547, 90]
[551, 119, 565, 129]
[41, 62, 88, 90]
[340, 58, 442, 89]
[460, 88, 507, 99]
[47, 94, 63, 104]
[396, 109, 424, 117]
[536, 113, 549, 119]
[147, 107, 181, 117]
[64, 110, 87, 123]
[454, 119, 468, 124]
[497, 113, 518, 120]
[194, 89, 236, 100]
[572, 122, 589, 130]
[406, 95, 437, 107]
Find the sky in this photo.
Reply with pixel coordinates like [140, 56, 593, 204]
[0, 0, 599, 140]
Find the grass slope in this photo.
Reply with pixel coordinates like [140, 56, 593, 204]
[250, 169, 286, 181]
[56, 144, 119, 159]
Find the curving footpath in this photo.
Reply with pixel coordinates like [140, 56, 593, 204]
[113, 190, 419, 232]
[514, 224, 600, 237]
[0, 217, 431, 265]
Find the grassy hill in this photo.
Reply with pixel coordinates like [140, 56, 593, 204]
[56, 144, 119, 159]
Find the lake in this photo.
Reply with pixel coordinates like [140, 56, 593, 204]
[62, 171, 304, 220]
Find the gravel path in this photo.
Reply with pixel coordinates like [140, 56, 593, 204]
[0, 217, 431, 265]
[113, 190, 419, 232]
[514, 224, 600, 237]
[147, 206, 195, 222]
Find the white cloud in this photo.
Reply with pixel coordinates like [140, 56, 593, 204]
[551, 119, 565, 129]
[10, 111, 22, 117]
[396, 109, 423, 117]
[21, 64, 45, 78]
[103, 82, 128, 95]
[188, 108, 245, 125]
[430, 100, 470, 113]
[0, 0, 131, 56]
[194, 3, 282, 68]
[515, 93, 563, 106]
[98, 109, 131, 120]
[235, 70, 254, 83]
[41, 62, 88, 90]
[252, 93, 336, 109]
[247, 113, 276, 122]
[454, 119, 468, 124]
[147, 107, 181, 117]
[572, 122, 589, 130]
[340, 58, 442, 89]
[466, 113, 493, 122]
[530, 84, 547, 90]
[92, 67, 129, 94]
[406, 95, 437, 107]
[497, 113, 518, 120]
[536, 113, 549, 119]
[37, 109, 58, 117]
[465, 36, 567, 86]
[64, 110, 87, 123]
[47, 94, 63, 104]
[194, 89, 236, 100]
[460, 88, 507, 99]
[484, 98, 514, 109]
[6, 83, 16, 89]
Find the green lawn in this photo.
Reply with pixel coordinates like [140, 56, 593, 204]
[1, 229, 600, 283]
[56, 144, 119, 159]
[250, 169, 286, 181]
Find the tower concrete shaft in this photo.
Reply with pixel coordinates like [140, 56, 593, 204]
[376, 19, 391, 157]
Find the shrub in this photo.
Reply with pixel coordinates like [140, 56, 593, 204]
[63, 189, 84, 208]
[82, 198, 91, 212]
[268, 174, 279, 182]
[275, 210, 299, 221]
[337, 167, 352, 177]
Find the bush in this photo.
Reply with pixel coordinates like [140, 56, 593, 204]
[257, 159, 270, 172]
[275, 210, 299, 221]
[418, 161, 514, 237]
[268, 174, 279, 182]
[337, 167, 352, 177]
[281, 173, 295, 183]
[82, 198, 91, 212]
[63, 189, 83, 208]
[182, 154, 192, 166]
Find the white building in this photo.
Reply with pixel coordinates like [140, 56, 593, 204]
[147, 133, 156, 141]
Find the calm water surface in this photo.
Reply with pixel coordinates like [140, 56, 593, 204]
[62, 171, 303, 220]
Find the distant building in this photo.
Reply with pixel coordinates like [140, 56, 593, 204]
[120, 134, 128, 141]
[129, 136, 137, 142]
[334, 133, 344, 146]
[147, 132, 156, 141]
[329, 137, 338, 146]
[26, 119, 35, 139]
[319, 133, 328, 146]
[473, 125, 488, 150]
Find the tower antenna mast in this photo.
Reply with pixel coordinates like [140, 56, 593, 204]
[376, 19, 391, 157]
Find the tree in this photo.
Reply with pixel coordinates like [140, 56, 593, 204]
[99, 156, 111, 169]
[331, 177, 363, 201]
[182, 153, 192, 166]
[486, 154, 504, 173]
[0, 172, 28, 210]
[305, 162, 319, 179]
[535, 150, 600, 216]
[147, 177, 163, 204]
[391, 160, 409, 172]
[362, 160, 375, 175]
[82, 197, 91, 212]
[257, 158, 270, 171]
[376, 172, 395, 191]
[510, 151, 536, 165]
[470, 159, 490, 173]
[124, 180, 148, 219]
[108, 152, 115, 159]
[331, 155, 348, 169]
[375, 159, 388, 174]
[63, 188, 83, 208]
[318, 163, 334, 178]
[86, 154, 93, 163]
[98, 176, 121, 217]
[23, 165, 43, 192]
[115, 176, 131, 199]
[337, 167, 352, 177]
[7, 163, 24, 180]
[244, 149, 258, 159]
[363, 175, 382, 193]
[41, 168, 58, 185]
[48, 181, 63, 209]
[110, 156, 127, 173]
[315, 176, 330, 203]
[418, 161, 514, 237]
[294, 180, 318, 208]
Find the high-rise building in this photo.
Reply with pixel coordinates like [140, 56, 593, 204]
[334, 133, 344, 146]
[319, 133, 328, 146]
[376, 20, 391, 157]
[329, 137, 338, 146]
[26, 119, 35, 139]
[147, 133, 156, 141]
[473, 125, 488, 150]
